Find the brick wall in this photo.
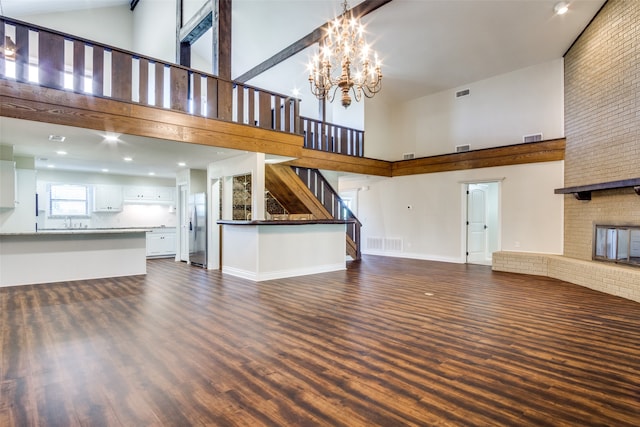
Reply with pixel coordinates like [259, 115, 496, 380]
[564, 0, 640, 260]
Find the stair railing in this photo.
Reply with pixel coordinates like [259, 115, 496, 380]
[292, 167, 361, 260]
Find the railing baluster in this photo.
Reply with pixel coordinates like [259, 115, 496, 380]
[154, 62, 164, 107]
[247, 87, 255, 126]
[274, 95, 282, 131]
[258, 90, 271, 129]
[38, 31, 65, 89]
[236, 84, 245, 124]
[92, 45, 104, 96]
[15, 26, 29, 83]
[192, 72, 201, 116]
[206, 76, 218, 118]
[170, 66, 188, 112]
[73, 40, 85, 93]
[218, 80, 233, 121]
[111, 50, 132, 102]
[138, 58, 149, 105]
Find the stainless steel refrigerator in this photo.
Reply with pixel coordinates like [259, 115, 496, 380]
[189, 192, 207, 267]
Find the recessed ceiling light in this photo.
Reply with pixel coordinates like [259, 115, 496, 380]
[56, 150, 67, 155]
[554, 1, 569, 15]
[123, 157, 133, 162]
[48, 135, 65, 142]
[292, 88, 300, 97]
[178, 162, 186, 167]
[148, 172, 155, 176]
[104, 135, 119, 142]
[47, 164, 55, 168]
[101, 168, 109, 173]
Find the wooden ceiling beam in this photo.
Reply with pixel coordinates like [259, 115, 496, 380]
[234, 0, 394, 83]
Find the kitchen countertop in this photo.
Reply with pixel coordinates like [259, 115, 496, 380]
[1, 228, 153, 236]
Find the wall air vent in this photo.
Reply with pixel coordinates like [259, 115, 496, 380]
[456, 144, 471, 153]
[367, 237, 384, 250]
[456, 89, 470, 98]
[523, 133, 543, 143]
[384, 238, 403, 252]
[403, 152, 415, 160]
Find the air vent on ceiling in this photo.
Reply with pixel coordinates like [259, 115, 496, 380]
[48, 135, 66, 142]
[456, 144, 471, 153]
[456, 89, 470, 98]
[523, 133, 543, 143]
[403, 152, 415, 160]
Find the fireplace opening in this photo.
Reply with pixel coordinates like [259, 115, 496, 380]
[594, 225, 640, 267]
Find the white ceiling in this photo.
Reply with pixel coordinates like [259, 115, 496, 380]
[0, 117, 242, 178]
[0, 0, 606, 178]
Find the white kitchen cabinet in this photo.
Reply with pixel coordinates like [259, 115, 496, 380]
[146, 229, 177, 257]
[93, 185, 123, 212]
[0, 168, 36, 233]
[155, 187, 175, 202]
[124, 186, 175, 203]
[0, 160, 17, 209]
[123, 186, 153, 201]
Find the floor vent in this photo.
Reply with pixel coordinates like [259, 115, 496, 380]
[456, 144, 470, 153]
[456, 89, 470, 98]
[402, 152, 415, 160]
[523, 133, 543, 143]
[367, 237, 384, 251]
[384, 238, 403, 252]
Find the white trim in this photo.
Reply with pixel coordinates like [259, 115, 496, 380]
[362, 250, 464, 264]
[222, 263, 346, 282]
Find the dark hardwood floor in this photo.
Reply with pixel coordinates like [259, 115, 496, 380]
[1, 256, 639, 426]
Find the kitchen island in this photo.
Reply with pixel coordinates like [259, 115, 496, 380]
[218, 220, 350, 281]
[0, 228, 149, 287]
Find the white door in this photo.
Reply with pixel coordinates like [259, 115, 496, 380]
[179, 185, 189, 262]
[467, 184, 489, 265]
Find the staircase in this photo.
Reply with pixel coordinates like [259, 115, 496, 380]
[265, 164, 362, 260]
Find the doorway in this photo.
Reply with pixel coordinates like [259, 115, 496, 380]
[466, 182, 500, 265]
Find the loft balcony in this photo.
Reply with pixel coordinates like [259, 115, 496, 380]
[0, 16, 365, 161]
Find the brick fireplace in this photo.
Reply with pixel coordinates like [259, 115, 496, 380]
[494, 0, 640, 302]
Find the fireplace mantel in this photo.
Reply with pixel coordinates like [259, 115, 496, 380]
[555, 178, 640, 200]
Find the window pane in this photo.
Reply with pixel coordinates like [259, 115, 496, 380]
[51, 200, 88, 216]
[50, 184, 88, 216]
[51, 184, 87, 200]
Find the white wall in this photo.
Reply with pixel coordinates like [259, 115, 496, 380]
[22, 7, 134, 51]
[35, 170, 177, 230]
[366, 59, 565, 161]
[133, 0, 177, 63]
[341, 161, 564, 263]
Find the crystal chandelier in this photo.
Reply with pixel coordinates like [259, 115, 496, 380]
[308, 0, 382, 108]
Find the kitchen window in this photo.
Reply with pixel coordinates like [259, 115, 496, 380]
[49, 184, 89, 216]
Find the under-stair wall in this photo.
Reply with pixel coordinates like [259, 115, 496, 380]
[264, 164, 361, 260]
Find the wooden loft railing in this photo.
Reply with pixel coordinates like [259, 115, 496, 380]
[0, 17, 365, 157]
[292, 166, 362, 260]
[299, 117, 365, 157]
